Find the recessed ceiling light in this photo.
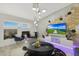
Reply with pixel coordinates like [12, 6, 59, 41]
[32, 8, 36, 11]
[42, 10, 46, 13]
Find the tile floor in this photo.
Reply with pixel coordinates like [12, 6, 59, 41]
[0, 41, 27, 56]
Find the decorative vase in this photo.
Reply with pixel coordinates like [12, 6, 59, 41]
[34, 39, 41, 48]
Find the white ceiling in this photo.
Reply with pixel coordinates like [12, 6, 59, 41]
[0, 3, 71, 20]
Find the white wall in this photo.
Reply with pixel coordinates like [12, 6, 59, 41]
[38, 4, 74, 48]
[38, 4, 72, 35]
[0, 13, 34, 47]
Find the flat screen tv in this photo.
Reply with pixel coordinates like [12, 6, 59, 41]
[47, 23, 67, 35]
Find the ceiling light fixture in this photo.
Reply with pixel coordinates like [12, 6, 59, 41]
[32, 8, 39, 11]
[32, 8, 36, 11]
[34, 21, 37, 24]
[42, 9, 46, 13]
[36, 24, 38, 26]
[33, 3, 46, 33]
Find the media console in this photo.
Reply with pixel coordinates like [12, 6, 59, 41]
[42, 34, 74, 56]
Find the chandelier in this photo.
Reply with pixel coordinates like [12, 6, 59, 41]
[32, 3, 46, 38]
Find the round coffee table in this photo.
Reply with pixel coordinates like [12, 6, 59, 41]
[24, 41, 54, 56]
